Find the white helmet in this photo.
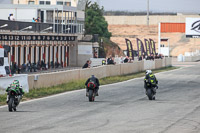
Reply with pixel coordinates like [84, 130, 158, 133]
[145, 70, 152, 75]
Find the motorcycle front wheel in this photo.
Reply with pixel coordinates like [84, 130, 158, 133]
[8, 97, 14, 112]
[147, 89, 153, 100]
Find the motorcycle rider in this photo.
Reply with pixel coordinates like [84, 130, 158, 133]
[85, 75, 100, 96]
[6, 80, 24, 103]
[144, 70, 158, 95]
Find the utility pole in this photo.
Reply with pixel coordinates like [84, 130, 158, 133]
[147, 0, 149, 26]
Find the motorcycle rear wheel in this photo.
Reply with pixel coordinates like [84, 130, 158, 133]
[89, 90, 94, 102]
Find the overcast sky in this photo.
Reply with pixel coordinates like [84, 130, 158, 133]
[93, 0, 200, 13]
[0, 0, 199, 13]
[0, 0, 12, 4]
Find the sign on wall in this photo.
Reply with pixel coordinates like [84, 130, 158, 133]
[186, 18, 200, 38]
[0, 34, 76, 41]
[78, 45, 92, 55]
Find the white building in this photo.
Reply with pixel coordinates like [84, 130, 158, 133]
[0, 0, 98, 68]
[0, 0, 79, 7]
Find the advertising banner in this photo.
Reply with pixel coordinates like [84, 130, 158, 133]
[78, 45, 92, 55]
[125, 38, 134, 60]
[186, 18, 200, 38]
[149, 39, 156, 55]
[144, 39, 151, 56]
[136, 38, 144, 59]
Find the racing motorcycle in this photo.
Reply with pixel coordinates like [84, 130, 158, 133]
[87, 82, 97, 102]
[7, 86, 22, 112]
[145, 79, 157, 100]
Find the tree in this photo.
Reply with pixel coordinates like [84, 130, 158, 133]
[85, 1, 111, 39]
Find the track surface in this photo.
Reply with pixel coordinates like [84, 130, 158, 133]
[0, 64, 200, 133]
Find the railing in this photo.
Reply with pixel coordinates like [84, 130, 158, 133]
[0, 19, 79, 34]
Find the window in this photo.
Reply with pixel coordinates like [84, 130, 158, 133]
[0, 57, 4, 66]
[28, 1, 35, 5]
[57, 1, 63, 5]
[46, 1, 51, 5]
[39, 1, 50, 5]
[39, 1, 45, 5]
[57, 1, 71, 6]
[65, 2, 71, 6]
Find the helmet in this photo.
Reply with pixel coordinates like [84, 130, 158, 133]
[145, 70, 152, 75]
[13, 80, 19, 85]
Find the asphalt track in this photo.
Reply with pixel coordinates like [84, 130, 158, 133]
[0, 63, 200, 133]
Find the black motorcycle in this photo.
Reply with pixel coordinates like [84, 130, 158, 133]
[145, 80, 157, 100]
[87, 82, 97, 102]
[7, 86, 22, 112]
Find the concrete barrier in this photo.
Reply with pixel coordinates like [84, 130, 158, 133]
[27, 58, 172, 89]
[144, 60, 155, 70]
[120, 61, 144, 75]
[80, 66, 107, 79]
[28, 69, 80, 89]
[155, 59, 163, 69]
[162, 58, 165, 67]
[184, 55, 200, 62]
[106, 64, 121, 77]
[165, 57, 172, 67]
[0, 74, 29, 94]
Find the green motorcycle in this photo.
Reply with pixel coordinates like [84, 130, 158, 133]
[7, 85, 22, 112]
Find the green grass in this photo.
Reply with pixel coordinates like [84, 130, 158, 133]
[0, 94, 7, 106]
[0, 66, 178, 106]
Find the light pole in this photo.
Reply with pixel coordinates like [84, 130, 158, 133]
[63, 28, 70, 34]
[147, 0, 149, 26]
[0, 24, 8, 28]
[20, 26, 32, 31]
[40, 26, 53, 33]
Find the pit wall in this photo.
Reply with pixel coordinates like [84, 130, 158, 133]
[28, 58, 172, 89]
